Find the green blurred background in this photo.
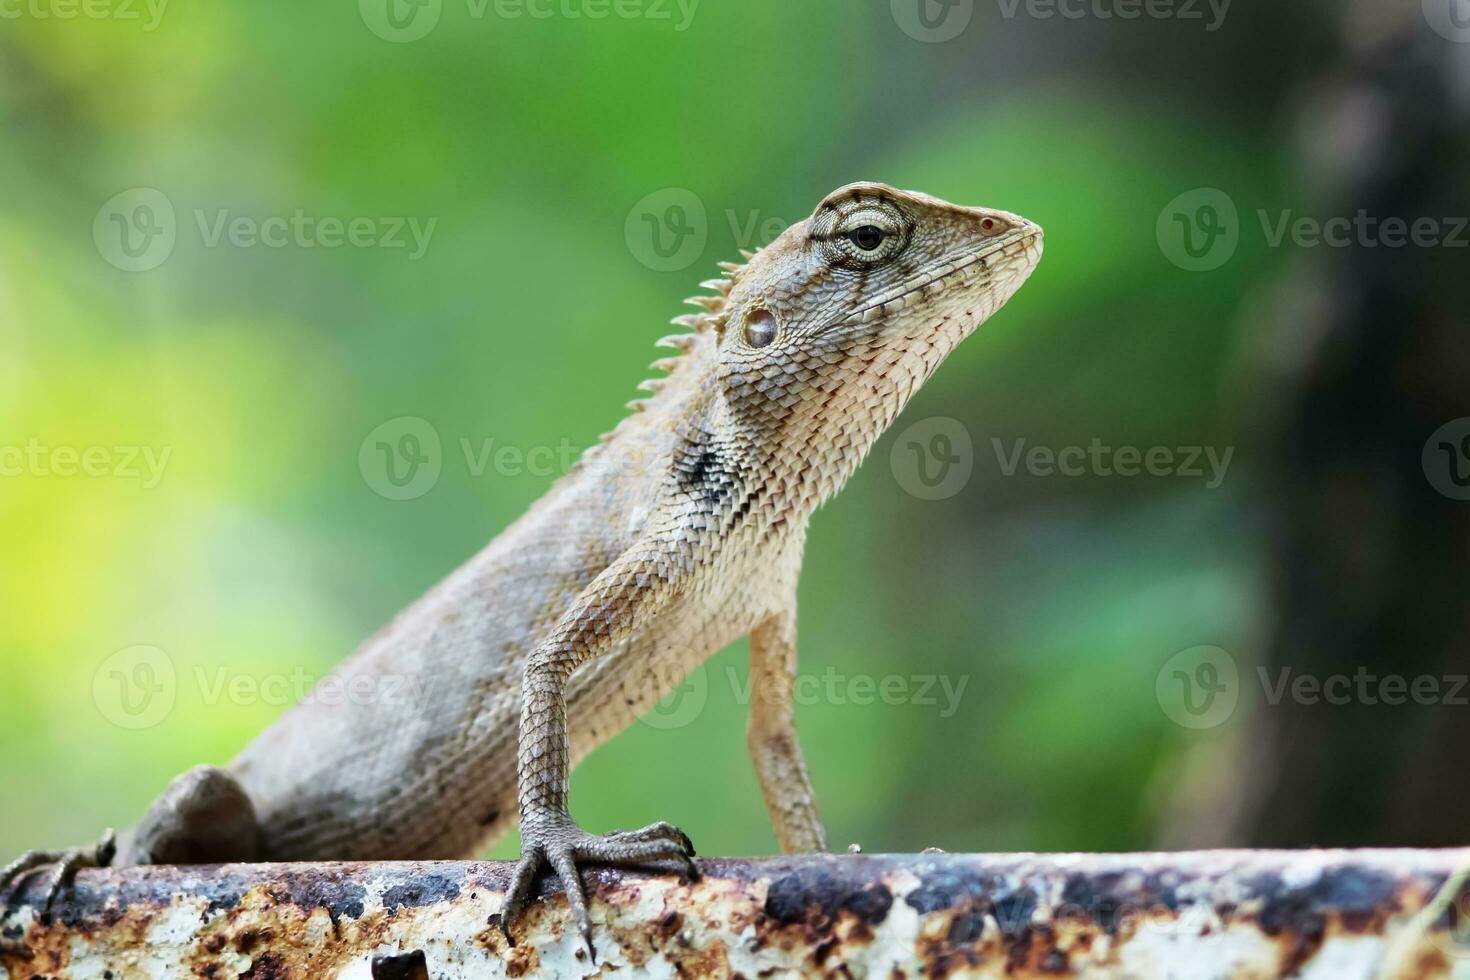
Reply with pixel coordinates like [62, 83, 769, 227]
[4, 0, 1468, 860]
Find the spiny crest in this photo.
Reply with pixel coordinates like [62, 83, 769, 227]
[620, 254, 751, 415]
[590, 252, 751, 453]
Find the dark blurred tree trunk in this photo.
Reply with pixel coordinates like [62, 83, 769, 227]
[1169, 0, 1470, 848]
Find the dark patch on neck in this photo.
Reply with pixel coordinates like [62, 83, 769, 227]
[674, 431, 739, 511]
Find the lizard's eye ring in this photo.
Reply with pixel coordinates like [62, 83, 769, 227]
[832, 208, 905, 265]
[744, 309, 779, 349]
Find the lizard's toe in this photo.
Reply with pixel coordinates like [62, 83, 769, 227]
[548, 847, 595, 962]
[575, 833, 699, 881]
[587, 821, 698, 879]
[0, 828, 117, 956]
[498, 844, 545, 946]
[603, 820, 695, 855]
[499, 840, 597, 962]
[1, 829, 116, 914]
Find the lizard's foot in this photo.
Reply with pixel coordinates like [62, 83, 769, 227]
[0, 828, 117, 946]
[501, 812, 697, 958]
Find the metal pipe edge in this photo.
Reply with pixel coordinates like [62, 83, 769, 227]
[3, 849, 1470, 978]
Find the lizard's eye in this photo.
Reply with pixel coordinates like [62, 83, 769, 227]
[848, 225, 886, 251]
[833, 209, 904, 265]
[743, 309, 779, 349]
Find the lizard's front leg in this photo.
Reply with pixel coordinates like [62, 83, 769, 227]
[500, 542, 699, 955]
[748, 606, 827, 853]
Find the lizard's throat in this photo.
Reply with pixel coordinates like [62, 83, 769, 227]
[768, 325, 971, 512]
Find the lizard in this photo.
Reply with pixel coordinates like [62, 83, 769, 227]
[0, 181, 1043, 957]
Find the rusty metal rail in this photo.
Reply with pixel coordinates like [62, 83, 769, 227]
[3, 849, 1470, 978]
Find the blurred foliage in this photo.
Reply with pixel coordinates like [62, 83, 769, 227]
[1, 1, 1311, 858]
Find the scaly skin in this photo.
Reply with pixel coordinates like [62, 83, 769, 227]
[1, 183, 1042, 958]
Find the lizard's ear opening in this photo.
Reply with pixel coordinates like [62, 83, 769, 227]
[743, 309, 779, 349]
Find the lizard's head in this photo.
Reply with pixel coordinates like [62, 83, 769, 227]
[706, 182, 1042, 484]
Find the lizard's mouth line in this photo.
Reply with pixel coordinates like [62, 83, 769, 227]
[835, 227, 1042, 328]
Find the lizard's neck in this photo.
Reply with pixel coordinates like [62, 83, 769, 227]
[719, 324, 970, 521]
[618, 311, 969, 533]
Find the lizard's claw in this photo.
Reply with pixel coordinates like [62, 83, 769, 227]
[0, 828, 117, 952]
[500, 814, 697, 960]
[1, 829, 117, 914]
